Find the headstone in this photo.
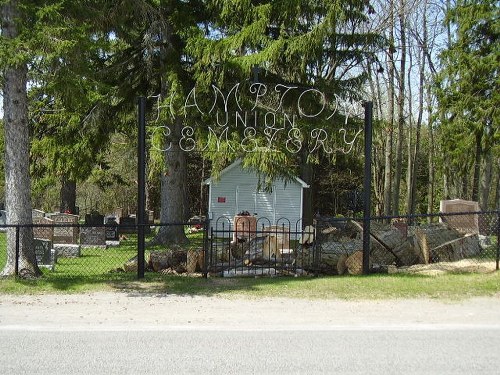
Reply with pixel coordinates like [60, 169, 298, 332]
[85, 213, 104, 226]
[32, 209, 45, 219]
[54, 244, 80, 258]
[0, 210, 6, 232]
[80, 227, 107, 248]
[148, 210, 154, 223]
[32, 217, 54, 242]
[105, 216, 119, 241]
[440, 199, 480, 234]
[34, 238, 55, 270]
[48, 213, 79, 244]
[119, 216, 136, 234]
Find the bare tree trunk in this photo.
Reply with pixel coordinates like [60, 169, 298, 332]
[471, 131, 482, 202]
[405, 44, 414, 216]
[426, 84, 436, 221]
[479, 147, 492, 210]
[383, 0, 396, 218]
[408, 0, 427, 217]
[150, 116, 189, 245]
[494, 161, 500, 210]
[366, 62, 384, 215]
[60, 175, 77, 214]
[1, 0, 41, 276]
[392, 0, 407, 216]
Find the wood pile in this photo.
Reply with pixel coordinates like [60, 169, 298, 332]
[146, 248, 205, 274]
[315, 219, 482, 275]
[145, 220, 483, 277]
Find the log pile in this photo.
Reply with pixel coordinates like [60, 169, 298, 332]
[142, 219, 483, 277]
[314, 219, 482, 275]
[146, 248, 205, 274]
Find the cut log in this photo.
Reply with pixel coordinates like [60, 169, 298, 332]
[123, 255, 146, 273]
[429, 233, 480, 263]
[350, 221, 400, 265]
[337, 254, 348, 275]
[345, 251, 364, 275]
[230, 235, 287, 265]
[295, 244, 315, 269]
[370, 221, 407, 249]
[186, 249, 203, 273]
[413, 224, 462, 264]
[262, 235, 283, 261]
[299, 225, 315, 245]
[317, 239, 363, 270]
[149, 250, 187, 272]
[392, 240, 419, 266]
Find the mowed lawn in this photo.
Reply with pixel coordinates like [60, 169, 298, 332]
[0, 232, 499, 299]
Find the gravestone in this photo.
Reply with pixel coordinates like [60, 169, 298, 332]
[119, 216, 136, 234]
[80, 227, 107, 248]
[54, 244, 80, 258]
[32, 217, 54, 242]
[85, 213, 104, 226]
[80, 213, 106, 248]
[48, 213, 79, 244]
[105, 216, 119, 241]
[440, 199, 480, 234]
[34, 238, 55, 270]
[0, 210, 6, 232]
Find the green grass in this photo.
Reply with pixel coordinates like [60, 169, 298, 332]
[1, 270, 500, 300]
[1, 231, 499, 300]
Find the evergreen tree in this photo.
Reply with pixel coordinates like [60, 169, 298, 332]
[29, 1, 125, 214]
[435, 0, 499, 208]
[1, 0, 40, 276]
[187, 0, 383, 220]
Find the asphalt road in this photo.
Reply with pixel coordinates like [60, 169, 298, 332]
[1, 326, 500, 374]
[1, 293, 500, 374]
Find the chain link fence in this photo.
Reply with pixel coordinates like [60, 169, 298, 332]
[0, 211, 498, 279]
[315, 211, 499, 275]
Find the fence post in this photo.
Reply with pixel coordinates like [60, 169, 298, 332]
[137, 96, 146, 279]
[203, 220, 210, 278]
[15, 226, 20, 277]
[362, 101, 373, 275]
[496, 211, 499, 271]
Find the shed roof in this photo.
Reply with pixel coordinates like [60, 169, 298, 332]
[203, 158, 309, 188]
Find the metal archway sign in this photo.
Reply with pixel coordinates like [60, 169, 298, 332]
[136, 85, 373, 278]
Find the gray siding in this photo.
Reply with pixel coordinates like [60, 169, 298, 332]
[208, 162, 304, 232]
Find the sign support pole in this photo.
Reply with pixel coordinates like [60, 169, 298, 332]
[137, 97, 146, 279]
[362, 101, 373, 275]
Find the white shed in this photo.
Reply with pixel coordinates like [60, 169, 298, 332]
[203, 159, 309, 231]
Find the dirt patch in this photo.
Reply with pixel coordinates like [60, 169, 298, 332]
[391, 260, 498, 276]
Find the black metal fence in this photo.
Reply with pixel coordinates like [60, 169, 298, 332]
[207, 216, 317, 277]
[207, 211, 500, 276]
[0, 210, 498, 278]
